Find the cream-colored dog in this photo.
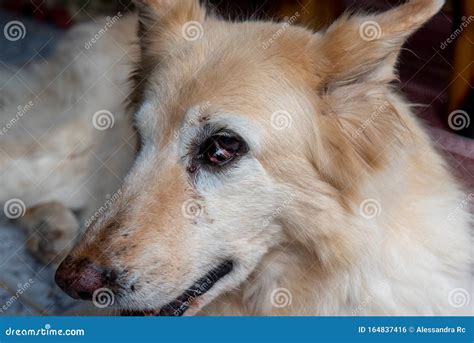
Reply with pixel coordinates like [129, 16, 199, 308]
[2, 0, 472, 316]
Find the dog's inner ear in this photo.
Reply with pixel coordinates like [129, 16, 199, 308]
[315, 0, 444, 89]
[308, 0, 444, 194]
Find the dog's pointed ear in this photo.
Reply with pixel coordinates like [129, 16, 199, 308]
[315, 0, 444, 89]
[309, 0, 444, 193]
[133, 0, 206, 50]
[128, 0, 206, 111]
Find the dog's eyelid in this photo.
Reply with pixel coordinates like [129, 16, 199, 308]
[181, 125, 249, 173]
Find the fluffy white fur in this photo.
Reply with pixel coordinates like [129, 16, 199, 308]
[1, 0, 472, 316]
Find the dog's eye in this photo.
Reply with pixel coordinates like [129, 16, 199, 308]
[199, 134, 243, 166]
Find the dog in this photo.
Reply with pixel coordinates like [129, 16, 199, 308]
[0, 14, 138, 265]
[2, 0, 472, 316]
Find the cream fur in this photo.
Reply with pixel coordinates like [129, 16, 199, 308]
[2, 0, 472, 316]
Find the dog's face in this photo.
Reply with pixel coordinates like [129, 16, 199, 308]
[56, 0, 443, 315]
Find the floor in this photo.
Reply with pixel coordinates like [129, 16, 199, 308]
[0, 11, 79, 316]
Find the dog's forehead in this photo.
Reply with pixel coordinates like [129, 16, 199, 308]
[134, 20, 317, 146]
[146, 20, 315, 100]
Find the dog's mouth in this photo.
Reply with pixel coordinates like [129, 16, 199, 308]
[121, 260, 234, 316]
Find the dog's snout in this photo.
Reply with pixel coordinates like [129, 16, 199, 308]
[55, 256, 109, 300]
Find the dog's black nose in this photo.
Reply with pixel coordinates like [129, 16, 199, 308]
[55, 256, 106, 300]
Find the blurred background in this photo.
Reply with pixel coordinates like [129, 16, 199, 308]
[0, 0, 472, 315]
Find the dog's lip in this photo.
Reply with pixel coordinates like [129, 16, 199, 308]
[121, 260, 234, 317]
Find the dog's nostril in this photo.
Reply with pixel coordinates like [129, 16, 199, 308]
[55, 256, 110, 301]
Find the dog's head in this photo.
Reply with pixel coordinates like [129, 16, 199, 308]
[56, 0, 444, 315]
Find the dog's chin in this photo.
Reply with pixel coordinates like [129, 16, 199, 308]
[121, 260, 234, 317]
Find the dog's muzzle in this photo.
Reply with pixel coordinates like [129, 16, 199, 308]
[122, 259, 234, 316]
